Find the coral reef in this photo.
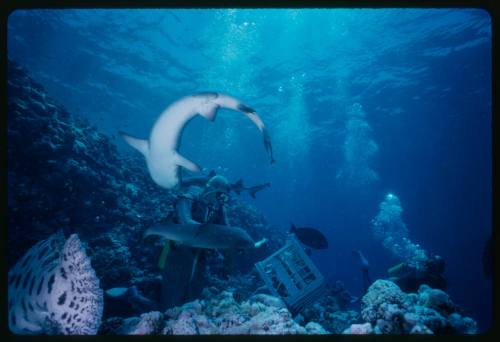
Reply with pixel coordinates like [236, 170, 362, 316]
[162, 290, 323, 334]
[297, 280, 361, 333]
[101, 290, 327, 335]
[117, 311, 165, 335]
[351, 280, 477, 334]
[7, 60, 175, 292]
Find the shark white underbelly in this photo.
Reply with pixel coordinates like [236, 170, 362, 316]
[120, 92, 274, 189]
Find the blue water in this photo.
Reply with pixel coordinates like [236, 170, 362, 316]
[7, 8, 492, 331]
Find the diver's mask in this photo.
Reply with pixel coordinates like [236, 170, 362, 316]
[202, 175, 231, 205]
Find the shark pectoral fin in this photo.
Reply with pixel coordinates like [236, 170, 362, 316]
[119, 131, 149, 157]
[198, 104, 219, 122]
[174, 153, 201, 173]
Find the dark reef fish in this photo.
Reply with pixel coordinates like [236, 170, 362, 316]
[105, 286, 159, 312]
[289, 223, 329, 250]
[230, 179, 271, 198]
[120, 92, 274, 190]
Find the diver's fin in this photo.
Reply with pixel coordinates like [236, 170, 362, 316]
[119, 131, 149, 157]
[173, 153, 201, 172]
[158, 240, 171, 270]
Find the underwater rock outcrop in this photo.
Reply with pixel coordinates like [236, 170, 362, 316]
[100, 289, 326, 335]
[7, 60, 176, 290]
[8, 231, 103, 335]
[349, 279, 477, 334]
[297, 280, 361, 333]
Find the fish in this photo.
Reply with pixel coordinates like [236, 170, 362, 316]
[8, 231, 103, 335]
[145, 222, 261, 291]
[231, 179, 271, 198]
[289, 223, 329, 249]
[105, 286, 159, 312]
[120, 92, 274, 190]
[144, 222, 256, 250]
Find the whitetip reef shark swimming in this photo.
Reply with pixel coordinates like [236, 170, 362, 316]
[144, 222, 265, 250]
[144, 221, 268, 283]
[120, 92, 274, 189]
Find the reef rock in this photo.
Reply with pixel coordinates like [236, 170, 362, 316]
[117, 311, 164, 335]
[343, 322, 373, 334]
[358, 279, 477, 334]
[161, 290, 325, 334]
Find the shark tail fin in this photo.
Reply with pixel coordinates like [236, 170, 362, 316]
[290, 223, 297, 233]
[208, 169, 216, 178]
[119, 131, 149, 157]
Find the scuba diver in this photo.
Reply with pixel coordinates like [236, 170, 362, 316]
[159, 172, 232, 308]
[387, 253, 447, 293]
[107, 171, 269, 312]
[158, 171, 269, 309]
[352, 250, 372, 295]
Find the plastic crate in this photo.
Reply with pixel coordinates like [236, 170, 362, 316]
[254, 235, 327, 314]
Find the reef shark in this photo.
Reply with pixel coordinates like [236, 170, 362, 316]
[144, 222, 261, 250]
[120, 92, 274, 189]
[144, 222, 267, 283]
[230, 180, 271, 198]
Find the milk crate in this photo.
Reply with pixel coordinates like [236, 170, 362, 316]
[254, 235, 328, 314]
